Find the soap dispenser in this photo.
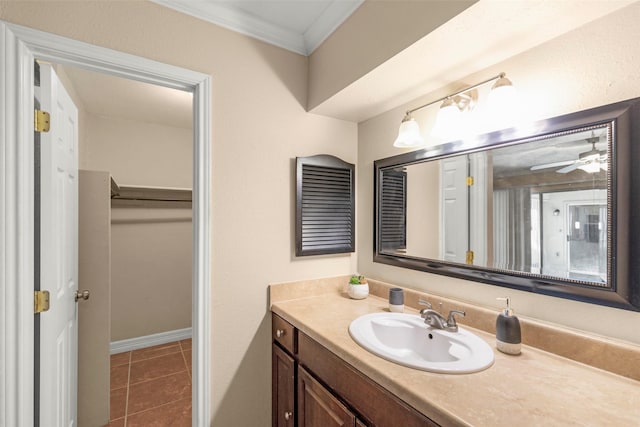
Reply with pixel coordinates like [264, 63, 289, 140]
[496, 297, 521, 355]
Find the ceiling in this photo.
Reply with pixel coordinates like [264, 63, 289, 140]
[151, 0, 364, 56]
[492, 127, 608, 177]
[60, 65, 193, 129]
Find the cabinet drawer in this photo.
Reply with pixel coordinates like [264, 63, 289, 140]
[272, 313, 297, 354]
[298, 332, 438, 427]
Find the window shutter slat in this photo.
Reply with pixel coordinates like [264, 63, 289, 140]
[296, 155, 355, 256]
[380, 170, 407, 251]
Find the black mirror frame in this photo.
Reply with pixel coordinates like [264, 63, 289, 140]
[374, 97, 640, 311]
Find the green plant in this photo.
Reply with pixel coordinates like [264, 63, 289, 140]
[349, 274, 366, 285]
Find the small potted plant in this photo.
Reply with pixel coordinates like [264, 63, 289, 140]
[347, 274, 369, 300]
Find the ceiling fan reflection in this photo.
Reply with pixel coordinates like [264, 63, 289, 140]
[530, 137, 607, 174]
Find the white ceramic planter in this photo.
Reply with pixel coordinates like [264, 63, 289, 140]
[347, 283, 369, 299]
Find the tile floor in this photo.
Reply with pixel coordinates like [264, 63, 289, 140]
[107, 339, 192, 426]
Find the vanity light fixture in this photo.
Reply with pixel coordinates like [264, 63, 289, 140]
[393, 72, 516, 148]
[393, 112, 424, 148]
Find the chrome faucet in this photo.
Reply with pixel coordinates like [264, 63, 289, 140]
[421, 309, 449, 329]
[419, 299, 465, 332]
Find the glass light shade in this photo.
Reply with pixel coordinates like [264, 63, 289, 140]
[487, 77, 518, 130]
[393, 118, 425, 148]
[431, 99, 462, 140]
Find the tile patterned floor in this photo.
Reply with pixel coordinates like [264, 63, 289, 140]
[107, 339, 192, 426]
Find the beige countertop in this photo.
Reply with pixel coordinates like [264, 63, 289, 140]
[271, 288, 640, 427]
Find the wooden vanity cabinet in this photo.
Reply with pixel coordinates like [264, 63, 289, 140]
[273, 344, 296, 427]
[297, 332, 437, 427]
[272, 313, 436, 427]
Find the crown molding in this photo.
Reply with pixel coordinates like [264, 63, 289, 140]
[151, 0, 362, 56]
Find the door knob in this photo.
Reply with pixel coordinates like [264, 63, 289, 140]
[75, 290, 90, 302]
[284, 411, 293, 421]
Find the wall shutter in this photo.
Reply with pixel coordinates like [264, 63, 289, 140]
[380, 169, 407, 252]
[296, 155, 355, 256]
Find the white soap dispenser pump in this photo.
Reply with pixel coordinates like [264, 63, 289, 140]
[496, 297, 521, 355]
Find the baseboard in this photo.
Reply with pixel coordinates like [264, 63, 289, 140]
[110, 327, 192, 354]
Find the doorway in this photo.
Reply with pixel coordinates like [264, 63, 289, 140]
[0, 21, 211, 425]
[47, 61, 195, 425]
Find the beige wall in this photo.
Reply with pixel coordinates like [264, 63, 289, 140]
[308, 0, 476, 111]
[0, 1, 358, 425]
[81, 113, 192, 188]
[81, 111, 193, 341]
[358, 3, 640, 345]
[78, 170, 111, 427]
[110, 206, 192, 341]
[406, 162, 440, 258]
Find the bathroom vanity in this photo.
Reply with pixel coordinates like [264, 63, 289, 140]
[270, 278, 640, 427]
[273, 313, 435, 427]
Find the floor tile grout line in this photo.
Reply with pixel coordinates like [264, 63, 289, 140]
[181, 340, 192, 381]
[124, 351, 131, 427]
[130, 349, 183, 364]
[110, 340, 192, 425]
[180, 346, 190, 380]
[125, 396, 192, 421]
[125, 370, 191, 418]
[128, 368, 190, 388]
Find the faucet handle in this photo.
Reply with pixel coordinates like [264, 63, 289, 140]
[446, 310, 466, 327]
[418, 298, 432, 309]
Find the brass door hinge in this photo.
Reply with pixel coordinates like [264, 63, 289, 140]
[34, 290, 50, 314]
[466, 176, 474, 186]
[465, 250, 474, 265]
[34, 109, 50, 133]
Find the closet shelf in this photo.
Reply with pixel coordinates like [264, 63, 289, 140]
[110, 177, 192, 203]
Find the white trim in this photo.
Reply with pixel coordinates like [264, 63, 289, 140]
[1, 23, 37, 427]
[151, 0, 363, 56]
[110, 328, 193, 354]
[0, 21, 212, 427]
[152, 0, 305, 55]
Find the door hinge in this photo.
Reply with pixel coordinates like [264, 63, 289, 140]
[34, 290, 50, 314]
[466, 176, 474, 186]
[466, 250, 474, 265]
[34, 109, 50, 133]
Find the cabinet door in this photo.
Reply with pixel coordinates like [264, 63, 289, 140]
[273, 345, 296, 427]
[298, 367, 355, 427]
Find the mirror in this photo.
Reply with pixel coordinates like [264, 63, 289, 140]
[375, 98, 640, 310]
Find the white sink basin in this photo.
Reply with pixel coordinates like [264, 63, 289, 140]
[349, 312, 494, 374]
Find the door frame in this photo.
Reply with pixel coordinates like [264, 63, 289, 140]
[0, 21, 212, 426]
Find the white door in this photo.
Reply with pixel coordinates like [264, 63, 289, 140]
[38, 63, 79, 427]
[440, 155, 469, 263]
